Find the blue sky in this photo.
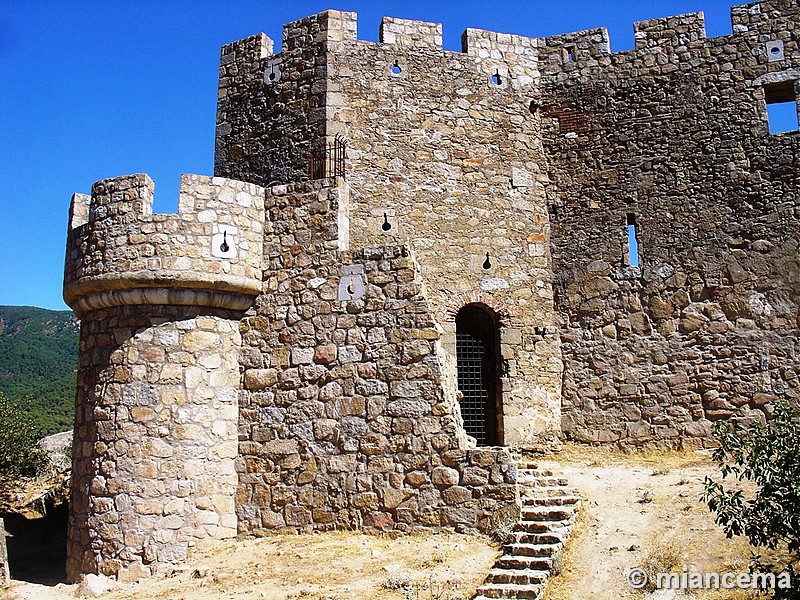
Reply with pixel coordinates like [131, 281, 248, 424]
[2, 0, 750, 310]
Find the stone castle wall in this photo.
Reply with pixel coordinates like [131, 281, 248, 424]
[63, 0, 800, 582]
[538, 0, 800, 446]
[213, 1, 800, 448]
[236, 179, 519, 536]
[215, 10, 565, 448]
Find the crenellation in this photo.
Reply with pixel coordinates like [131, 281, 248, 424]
[633, 12, 708, 51]
[64, 173, 265, 317]
[731, 0, 796, 33]
[380, 16, 443, 49]
[219, 33, 273, 67]
[539, 27, 611, 67]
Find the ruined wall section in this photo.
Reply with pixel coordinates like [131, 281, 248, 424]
[237, 181, 519, 535]
[540, 0, 800, 446]
[215, 11, 357, 186]
[322, 17, 562, 448]
[64, 174, 265, 580]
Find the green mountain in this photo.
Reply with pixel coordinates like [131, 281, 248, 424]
[0, 306, 79, 436]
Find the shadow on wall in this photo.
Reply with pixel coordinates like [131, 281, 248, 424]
[4, 502, 68, 585]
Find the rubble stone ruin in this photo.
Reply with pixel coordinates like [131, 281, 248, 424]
[62, 0, 799, 582]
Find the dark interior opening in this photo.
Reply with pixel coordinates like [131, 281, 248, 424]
[3, 501, 68, 585]
[456, 304, 501, 446]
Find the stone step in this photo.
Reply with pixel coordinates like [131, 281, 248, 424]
[507, 530, 568, 545]
[502, 543, 560, 558]
[522, 494, 581, 507]
[517, 476, 569, 487]
[486, 568, 549, 585]
[518, 482, 572, 494]
[513, 519, 571, 534]
[496, 555, 553, 570]
[517, 468, 553, 478]
[475, 583, 543, 599]
[513, 520, 555, 534]
[521, 506, 577, 521]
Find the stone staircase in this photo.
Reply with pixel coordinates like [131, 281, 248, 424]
[474, 463, 581, 600]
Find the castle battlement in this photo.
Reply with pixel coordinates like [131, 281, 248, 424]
[64, 173, 265, 316]
[218, 1, 797, 83]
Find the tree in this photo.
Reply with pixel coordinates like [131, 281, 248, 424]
[703, 402, 800, 597]
[0, 393, 47, 478]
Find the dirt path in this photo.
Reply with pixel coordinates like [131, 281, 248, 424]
[539, 447, 754, 600]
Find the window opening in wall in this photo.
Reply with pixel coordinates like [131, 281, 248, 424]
[482, 252, 492, 270]
[456, 305, 501, 446]
[764, 81, 799, 134]
[566, 47, 575, 62]
[382, 213, 392, 231]
[490, 70, 502, 86]
[390, 60, 402, 75]
[626, 213, 640, 267]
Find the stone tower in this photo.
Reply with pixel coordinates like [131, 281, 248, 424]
[63, 174, 265, 579]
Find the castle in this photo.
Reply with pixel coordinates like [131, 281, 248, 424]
[63, 0, 799, 581]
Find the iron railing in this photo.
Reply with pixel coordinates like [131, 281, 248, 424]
[309, 135, 347, 180]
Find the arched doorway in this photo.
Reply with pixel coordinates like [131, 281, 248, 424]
[455, 304, 501, 446]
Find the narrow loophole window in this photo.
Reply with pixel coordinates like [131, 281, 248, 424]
[626, 213, 640, 267]
[566, 47, 575, 62]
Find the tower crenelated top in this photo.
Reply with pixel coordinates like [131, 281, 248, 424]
[64, 173, 265, 316]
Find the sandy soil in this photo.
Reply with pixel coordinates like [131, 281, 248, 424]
[5, 531, 499, 600]
[5, 445, 765, 600]
[539, 445, 757, 600]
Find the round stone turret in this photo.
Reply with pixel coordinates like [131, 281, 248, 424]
[63, 173, 264, 581]
[64, 173, 264, 315]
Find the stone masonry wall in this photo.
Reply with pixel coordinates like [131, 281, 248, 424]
[541, 0, 800, 446]
[67, 306, 240, 581]
[215, 11, 357, 186]
[216, 11, 564, 449]
[332, 16, 563, 448]
[236, 180, 520, 535]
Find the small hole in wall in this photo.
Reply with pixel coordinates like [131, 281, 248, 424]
[482, 253, 492, 269]
[220, 231, 230, 253]
[529, 100, 539, 114]
[391, 60, 402, 75]
[268, 71, 276, 81]
[771, 46, 782, 56]
[490, 71, 502, 86]
[382, 213, 392, 231]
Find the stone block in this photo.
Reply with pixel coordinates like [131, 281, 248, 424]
[431, 466, 460, 486]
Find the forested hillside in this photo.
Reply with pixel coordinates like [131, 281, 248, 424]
[0, 306, 78, 436]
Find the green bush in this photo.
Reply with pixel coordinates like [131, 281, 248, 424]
[703, 402, 800, 597]
[0, 393, 47, 478]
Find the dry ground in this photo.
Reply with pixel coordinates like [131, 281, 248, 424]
[539, 445, 766, 600]
[6, 444, 777, 600]
[5, 531, 499, 600]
